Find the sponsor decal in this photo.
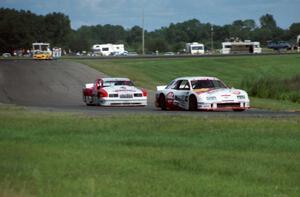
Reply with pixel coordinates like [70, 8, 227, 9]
[221, 94, 231, 97]
[120, 94, 133, 98]
[166, 92, 175, 99]
[232, 90, 241, 95]
[194, 88, 211, 94]
[115, 89, 136, 92]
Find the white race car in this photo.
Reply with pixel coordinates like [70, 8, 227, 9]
[83, 78, 147, 106]
[155, 76, 250, 111]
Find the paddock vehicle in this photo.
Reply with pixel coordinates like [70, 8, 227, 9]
[186, 42, 205, 55]
[221, 40, 261, 54]
[155, 77, 250, 111]
[33, 51, 53, 60]
[83, 78, 147, 106]
[92, 44, 125, 56]
[267, 41, 291, 51]
[32, 43, 53, 60]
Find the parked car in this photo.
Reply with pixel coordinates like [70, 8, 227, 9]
[267, 41, 291, 51]
[112, 51, 128, 56]
[2, 53, 11, 57]
[127, 52, 138, 56]
[164, 52, 175, 56]
[155, 76, 250, 111]
[83, 78, 147, 106]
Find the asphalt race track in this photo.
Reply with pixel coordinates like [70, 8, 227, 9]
[0, 59, 106, 107]
[0, 59, 299, 117]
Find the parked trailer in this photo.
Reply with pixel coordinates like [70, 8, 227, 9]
[92, 44, 125, 56]
[186, 42, 205, 55]
[221, 41, 262, 54]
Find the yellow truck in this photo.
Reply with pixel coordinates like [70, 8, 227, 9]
[32, 43, 53, 60]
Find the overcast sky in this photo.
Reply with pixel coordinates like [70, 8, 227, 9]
[1, 0, 299, 30]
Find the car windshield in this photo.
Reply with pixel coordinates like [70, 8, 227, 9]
[191, 80, 227, 89]
[103, 80, 134, 87]
[192, 46, 203, 50]
[36, 51, 49, 54]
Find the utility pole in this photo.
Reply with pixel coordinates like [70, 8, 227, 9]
[142, 1, 145, 55]
[211, 24, 214, 54]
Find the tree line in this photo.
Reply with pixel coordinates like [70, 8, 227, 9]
[0, 8, 300, 54]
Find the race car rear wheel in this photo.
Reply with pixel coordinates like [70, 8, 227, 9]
[189, 95, 198, 111]
[86, 95, 96, 106]
[159, 94, 167, 110]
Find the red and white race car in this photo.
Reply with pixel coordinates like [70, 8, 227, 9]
[155, 76, 250, 111]
[83, 78, 147, 106]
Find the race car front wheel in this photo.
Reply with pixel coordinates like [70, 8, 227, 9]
[159, 94, 167, 110]
[189, 95, 198, 111]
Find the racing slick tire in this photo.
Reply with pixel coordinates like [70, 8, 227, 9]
[159, 94, 167, 110]
[188, 95, 198, 111]
[85, 95, 97, 106]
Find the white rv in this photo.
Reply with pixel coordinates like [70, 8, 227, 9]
[186, 42, 205, 55]
[221, 40, 262, 54]
[92, 44, 125, 56]
[32, 43, 52, 54]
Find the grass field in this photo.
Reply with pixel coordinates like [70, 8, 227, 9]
[75, 55, 300, 88]
[0, 105, 299, 197]
[74, 54, 300, 111]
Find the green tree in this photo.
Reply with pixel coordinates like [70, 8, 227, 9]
[288, 23, 300, 40]
[44, 12, 72, 48]
[260, 14, 277, 30]
[146, 37, 169, 52]
[257, 14, 284, 43]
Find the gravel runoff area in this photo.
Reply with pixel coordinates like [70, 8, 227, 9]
[0, 59, 299, 117]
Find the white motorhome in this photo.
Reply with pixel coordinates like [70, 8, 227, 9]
[221, 40, 262, 54]
[186, 42, 205, 55]
[32, 43, 52, 54]
[92, 44, 125, 56]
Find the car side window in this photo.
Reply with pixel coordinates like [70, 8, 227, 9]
[176, 80, 190, 90]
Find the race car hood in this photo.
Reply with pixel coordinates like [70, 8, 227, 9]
[103, 85, 142, 93]
[194, 88, 249, 101]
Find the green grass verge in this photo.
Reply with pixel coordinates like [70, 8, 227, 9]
[74, 55, 300, 89]
[0, 105, 299, 197]
[251, 97, 300, 111]
[241, 75, 300, 103]
[73, 54, 300, 111]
